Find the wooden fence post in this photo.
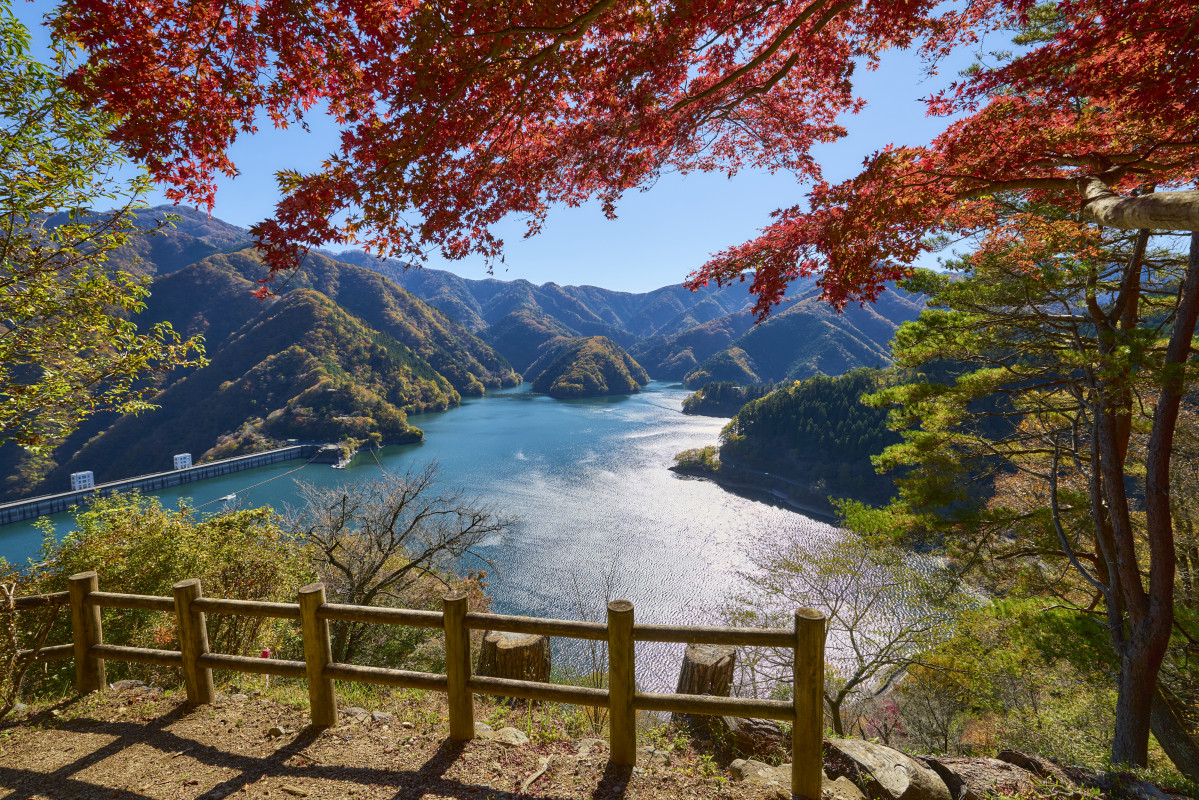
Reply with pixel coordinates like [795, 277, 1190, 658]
[68, 571, 105, 693]
[607, 599, 636, 766]
[173, 578, 215, 705]
[792, 608, 826, 800]
[299, 583, 337, 727]
[444, 591, 475, 740]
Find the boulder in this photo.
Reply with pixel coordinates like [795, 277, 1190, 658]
[996, 750, 1073, 787]
[711, 715, 787, 758]
[728, 759, 867, 800]
[824, 738, 950, 800]
[919, 756, 1038, 800]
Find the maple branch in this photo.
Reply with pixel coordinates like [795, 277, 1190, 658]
[668, 0, 855, 113]
[469, 0, 617, 39]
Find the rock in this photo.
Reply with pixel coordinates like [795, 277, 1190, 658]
[492, 727, 530, 746]
[996, 750, 1073, 787]
[730, 758, 790, 788]
[267, 726, 286, 737]
[637, 745, 672, 767]
[280, 786, 308, 797]
[400, 720, 414, 729]
[228, 694, 249, 702]
[824, 738, 951, 800]
[710, 715, 787, 758]
[370, 711, 394, 724]
[825, 772, 869, 800]
[111, 679, 147, 690]
[1092, 773, 1172, 800]
[919, 756, 1038, 800]
[341, 706, 369, 723]
[577, 738, 608, 759]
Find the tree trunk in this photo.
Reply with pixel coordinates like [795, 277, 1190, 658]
[475, 631, 550, 685]
[672, 643, 735, 729]
[1151, 683, 1199, 784]
[1113, 647, 1157, 765]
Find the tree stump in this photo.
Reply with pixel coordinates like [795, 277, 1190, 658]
[672, 643, 736, 729]
[476, 631, 551, 699]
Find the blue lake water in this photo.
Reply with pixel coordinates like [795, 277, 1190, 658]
[0, 381, 843, 686]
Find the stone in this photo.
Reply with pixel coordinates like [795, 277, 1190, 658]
[577, 738, 608, 758]
[919, 756, 1038, 800]
[492, 727, 530, 746]
[267, 726, 286, 737]
[710, 715, 787, 758]
[1092, 773, 1172, 800]
[730, 758, 790, 788]
[637, 745, 672, 767]
[825, 772, 869, 800]
[824, 738, 951, 800]
[111, 679, 148, 691]
[341, 706, 369, 723]
[228, 694, 249, 703]
[370, 711, 394, 723]
[996, 750, 1073, 787]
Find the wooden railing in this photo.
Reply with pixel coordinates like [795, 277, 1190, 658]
[14, 571, 827, 800]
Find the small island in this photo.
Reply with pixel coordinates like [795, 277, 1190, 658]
[525, 336, 650, 398]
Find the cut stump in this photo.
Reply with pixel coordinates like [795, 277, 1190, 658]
[672, 643, 735, 729]
[476, 630, 551, 700]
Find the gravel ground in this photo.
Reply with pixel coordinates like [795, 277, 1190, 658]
[0, 685, 789, 800]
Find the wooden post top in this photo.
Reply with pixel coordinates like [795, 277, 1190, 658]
[443, 590, 468, 603]
[608, 599, 634, 614]
[298, 582, 326, 596]
[795, 607, 825, 622]
[68, 571, 98, 582]
[173, 578, 201, 591]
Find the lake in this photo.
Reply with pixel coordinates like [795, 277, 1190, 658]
[0, 381, 844, 687]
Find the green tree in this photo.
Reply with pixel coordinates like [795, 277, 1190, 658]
[854, 208, 1199, 775]
[0, 3, 203, 453]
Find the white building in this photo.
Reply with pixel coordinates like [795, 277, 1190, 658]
[173, 453, 193, 470]
[70, 471, 95, 491]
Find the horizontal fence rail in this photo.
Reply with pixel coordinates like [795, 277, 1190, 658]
[9, 571, 827, 800]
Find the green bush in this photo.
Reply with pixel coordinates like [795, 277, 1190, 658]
[29, 493, 314, 689]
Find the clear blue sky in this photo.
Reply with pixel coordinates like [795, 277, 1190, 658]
[19, 1, 979, 293]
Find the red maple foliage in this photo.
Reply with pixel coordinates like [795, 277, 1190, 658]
[53, 1, 1198, 308]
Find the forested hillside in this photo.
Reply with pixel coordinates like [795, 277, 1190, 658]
[525, 337, 649, 398]
[717, 369, 901, 503]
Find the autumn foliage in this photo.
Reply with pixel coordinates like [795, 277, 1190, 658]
[51, 1, 1197, 311]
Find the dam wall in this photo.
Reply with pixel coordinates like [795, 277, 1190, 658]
[0, 444, 337, 526]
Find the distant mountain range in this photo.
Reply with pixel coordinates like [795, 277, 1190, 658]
[0, 207, 923, 500]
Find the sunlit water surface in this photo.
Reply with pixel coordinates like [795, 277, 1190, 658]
[0, 382, 844, 688]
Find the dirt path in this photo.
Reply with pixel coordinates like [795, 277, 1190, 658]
[0, 685, 781, 800]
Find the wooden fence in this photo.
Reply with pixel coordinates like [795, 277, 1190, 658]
[14, 571, 827, 800]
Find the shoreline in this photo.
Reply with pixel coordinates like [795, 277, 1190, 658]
[669, 464, 838, 521]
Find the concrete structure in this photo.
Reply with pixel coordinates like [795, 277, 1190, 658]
[69, 471, 95, 491]
[173, 453, 193, 470]
[1, 445, 331, 527]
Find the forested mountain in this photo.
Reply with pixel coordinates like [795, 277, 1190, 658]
[524, 337, 649, 398]
[1, 205, 923, 499]
[0, 215, 519, 500]
[718, 369, 902, 504]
